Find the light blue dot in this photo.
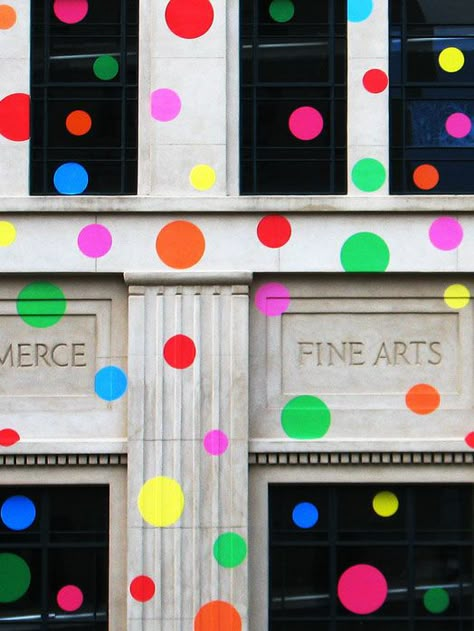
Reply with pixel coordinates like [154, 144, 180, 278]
[1, 496, 36, 531]
[347, 0, 373, 22]
[292, 502, 319, 528]
[95, 366, 127, 401]
[53, 162, 88, 195]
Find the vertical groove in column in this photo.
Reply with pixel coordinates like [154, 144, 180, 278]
[174, 286, 183, 622]
[192, 288, 202, 616]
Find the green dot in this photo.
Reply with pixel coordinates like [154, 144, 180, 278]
[213, 533, 247, 568]
[93, 55, 119, 80]
[281, 395, 331, 439]
[0, 553, 31, 603]
[340, 232, 390, 272]
[423, 587, 450, 614]
[352, 158, 386, 192]
[16, 281, 67, 328]
[269, 0, 295, 22]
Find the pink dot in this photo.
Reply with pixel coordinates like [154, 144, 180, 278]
[429, 216, 463, 251]
[53, 0, 88, 24]
[337, 564, 387, 614]
[288, 106, 323, 140]
[151, 89, 182, 122]
[255, 283, 290, 317]
[445, 113, 472, 138]
[77, 224, 112, 258]
[203, 430, 229, 456]
[57, 585, 84, 612]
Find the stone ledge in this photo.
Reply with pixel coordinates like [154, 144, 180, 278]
[249, 452, 474, 465]
[0, 453, 127, 466]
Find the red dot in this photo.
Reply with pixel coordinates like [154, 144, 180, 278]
[165, 0, 214, 39]
[164, 334, 196, 369]
[0, 429, 20, 447]
[130, 575, 155, 602]
[0, 93, 30, 141]
[257, 215, 292, 248]
[465, 432, 474, 448]
[362, 69, 389, 94]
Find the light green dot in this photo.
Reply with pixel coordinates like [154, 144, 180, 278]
[423, 587, 450, 614]
[0, 553, 31, 603]
[93, 55, 119, 80]
[352, 158, 386, 192]
[340, 232, 390, 272]
[281, 395, 331, 439]
[269, 0, 295, 22]
[16, 281, 67, 328]
[213, 533, 247, 568]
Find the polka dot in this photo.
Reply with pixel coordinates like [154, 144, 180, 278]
[53, 162, 88, 195]
[163, 334, 196, 369]
[66, 110, 92, 136]
[281, 395, 331, 439]
[194, 600, 242, 631]
[189, 164, 216, 191]
[0, 553, 31, 603]
[93, 55, 119, 80]
[340, 232, 390, 272]
[151, 89, 181, 122]
[444, 284, 470, 309]
[213, 533, 247, 568]
[53, 0, 88, 24]
[445, 112, 472, 138]
[77, 224, 112, 258]
[288, 106, 323, 141]
[292, 502, 319, 528]
[257, 215, 291, 248]
[0, 5, 16, 29]
[165, 0, 214, 39]
[269, 0, 294, 22]
[372, 491, 399, 517]
[0, 429, 19, 447]
[351, 158, 386, 192]
[255, 282, 290, 317]
[203, 430, 229, 456]
[347, 0, 373, 22]
[156, 220, 205, 269]
[57, 585, 83, 612]
[413, 164, 439, 190]
[464, 432, 474, 448]
[362, 69, 388, 93]
[0, 221, 16, 246]
[1, 496, 36, 531]
[17, 281, 66, 328]
[423, 587, 450, 614]
[337, 564, 387, 614]
[405, 384, 440, 415]
[95, 366, 128, 401]
[429, 217, 463, 250]
[138, 476, 185, 527]
[0, 93, 30, 141]
[438, 47, 464, 73]
[130, 575, 155, 602]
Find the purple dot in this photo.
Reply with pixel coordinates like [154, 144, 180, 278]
[445, 113, 472, 139]
[203, 430, 229, 456]
[151, 89, 181, 122]
[255, 282, 290, 317]
[429, 217, 463, 251]
[77, 224, 112, 258]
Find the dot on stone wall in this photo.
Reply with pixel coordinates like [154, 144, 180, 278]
[281, 395, 331, 439]
[93, 55, 119, 80]
[1, 496, 36, 531]
[337, 564, 387, 614]
[340, 232, 390, 272]
[269, 0, 294, 22]
[77, 224, 112, 258]
[288, 106, 323, 140]
[151, 89, 181, 122]
[0, 553, 31, 603]
[423, 587, 450, 614]
[189, 164, 216, 191]
[163, 334, 196, 369]
[94, 366, 128, 401]
[464, 432, 474, 448]
[254, 282, 290, 317]
[292, 502, 319, 528]
[57, 585, 84, 612]
[0, 221, 16, 246]
[405, 383, 440, 415]
[372, 491, 399, 517]
[0, 429, 20, 447]
[438, 47, 464, 73]
[138, 476, 185, 527]
[66, 110, 92, 136]
[413, 164, 439, 190]
[213, 533, 247, 568]
[53, 162, 88, 195]
[351, 158, 386, 192]
[53, 0, 88, 24]
[257, 215, 291, 248]
[165, 0, 214, 39]
[0, 93, 30, 141]
[445, 113, 472, 139]
[17, 281, 67, 328]
[362, 69, 388, 93]
[130, 575, 156, 602]
[203, 429, 229, 456]
[0, 5, 16, 29]
[156, 220, 205, 269]
[347, 0, 373, 22]
[444, 284, 470, 309]
[194, 600, 242, 631]
[429, 217, 463, 250]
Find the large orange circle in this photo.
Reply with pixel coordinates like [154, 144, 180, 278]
[156, 220, 205, 269]
[66, 110, 92, 136]
[194, 601, 241, 631]
[405, 384, 440, 415]
[413, 164, 439, 190]
[0, 5, 16, 29]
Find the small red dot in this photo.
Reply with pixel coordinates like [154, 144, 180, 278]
[362, 69, 389, 94]
[165, 0, 214, 39]
[0, 428, 20, 447]
[464, 432, 474, 448]
[257, 215, 292, 248]
[163, 334, 196, 369]
[130, 575, 155, 602]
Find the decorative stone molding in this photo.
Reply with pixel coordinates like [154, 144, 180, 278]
[249, 452, 474, 465]
[0, 454, 127, 466]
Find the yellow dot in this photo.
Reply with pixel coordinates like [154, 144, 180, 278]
[438, 47, 465, 73]
[0, 221, 16, 246]
[137, 476, 184, 527]
[189, 164, 216, 191]
[444, 283, 470, 309]
[372, 491, 399, 517]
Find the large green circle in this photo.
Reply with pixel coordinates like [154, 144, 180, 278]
[423, 587, 449, 614]
[16, 281, 67, 328]
[269, 0, 295, 22]
[340, 232, 390, 272]
[352, 158, 386, 192]
[0, 553, 31, 603]
[93, 55, 119, 80]
[213, 533, 247, 568]
[281, 395, 331, 439]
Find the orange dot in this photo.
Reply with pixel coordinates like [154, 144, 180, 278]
[405, 384, 440, 415]
[156, 220, 205, 269]
[0, 5, 16, 29]
[65, 110, 92, 136]
[413, 164, 439, 190]
[194, 601, 241, 631]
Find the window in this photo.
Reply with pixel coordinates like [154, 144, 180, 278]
[30, 0, 138, 195]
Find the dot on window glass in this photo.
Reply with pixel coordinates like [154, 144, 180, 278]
[292, 502, 319, 528]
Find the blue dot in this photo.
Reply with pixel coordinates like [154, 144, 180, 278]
[1, 496, 36, 531]
[347, 0, 373, 22]
[53, 162, 88, 195]
[95, 366, 127, 401]
[292, 502, 319, 528]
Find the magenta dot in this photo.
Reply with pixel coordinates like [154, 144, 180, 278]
[151, 89, 182, 122]
[338, 564, 387, 614]
[57, 585, 84, 612]
[445, 113, 472, 138]
[77, 224, 112, 258]
[203, 430, 229, 456]
[53, 0, 88, 24]
[255, 282, 290, 317]
[429, 216, 463, 251]
[288, 106, 323, 140]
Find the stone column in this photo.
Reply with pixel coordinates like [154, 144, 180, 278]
[125, 272, 251, 631]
